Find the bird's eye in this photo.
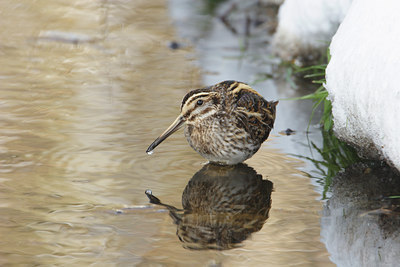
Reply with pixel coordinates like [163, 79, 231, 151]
[196, 99, 203, 106]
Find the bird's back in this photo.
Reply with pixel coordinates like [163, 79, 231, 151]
[217, 81, 278, 145]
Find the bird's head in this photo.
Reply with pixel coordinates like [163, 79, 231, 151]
[146, 87, 221, 154]
[180, 88, 221, 124]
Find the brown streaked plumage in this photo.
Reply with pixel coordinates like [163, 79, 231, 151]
[146, 80, 278, 165]
[145, 163, 273, 250]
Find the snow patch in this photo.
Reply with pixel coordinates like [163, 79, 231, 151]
[273, 0, 352, 62]
[326, 0, 400, 170]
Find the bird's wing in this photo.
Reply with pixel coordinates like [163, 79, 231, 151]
[235, 88, 277, 142]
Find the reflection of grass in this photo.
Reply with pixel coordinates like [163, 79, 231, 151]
[201, 0, 227, 15]
[296, 129, 361, 199]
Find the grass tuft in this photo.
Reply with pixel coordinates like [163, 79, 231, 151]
[294, 130, 360, 199]
[292, 50, 332, 131]
[288, 50, 362, 198]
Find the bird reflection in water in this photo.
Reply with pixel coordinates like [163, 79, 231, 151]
[145, 163, 273, 250]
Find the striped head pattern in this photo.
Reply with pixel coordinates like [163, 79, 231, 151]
[146, 80, 278, 159]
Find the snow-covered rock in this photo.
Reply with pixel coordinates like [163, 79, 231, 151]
[325, 0, 400, 170]
[272, 0, 352, 63]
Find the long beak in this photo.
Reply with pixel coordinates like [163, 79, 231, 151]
[146, 115, 185, 154]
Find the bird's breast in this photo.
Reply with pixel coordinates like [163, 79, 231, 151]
[184, 116, 259, 164]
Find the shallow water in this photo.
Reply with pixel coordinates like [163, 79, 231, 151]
[0, 0, 334, 266]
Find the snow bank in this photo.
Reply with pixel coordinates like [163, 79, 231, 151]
[325, 0, 400, 170]
[272, 0, 352, 63]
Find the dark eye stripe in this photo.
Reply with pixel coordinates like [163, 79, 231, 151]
[187, 107, 213, 122]
[181, 88, 212, 108]
[184, 93, 210, 107]
[199, 107, 212, 115]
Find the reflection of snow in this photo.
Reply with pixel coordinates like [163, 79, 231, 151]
[321, 164, 400, 267]
[273, 0, 352, 62]
[326, 0, 400, 171]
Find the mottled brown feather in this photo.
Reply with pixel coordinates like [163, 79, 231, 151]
[147, 80, 278, 165]
[229, 83, 278, 143]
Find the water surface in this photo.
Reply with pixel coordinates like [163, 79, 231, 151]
[0, 0, 333, 266]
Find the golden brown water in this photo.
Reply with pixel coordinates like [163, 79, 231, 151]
[0, 0, 333, 266]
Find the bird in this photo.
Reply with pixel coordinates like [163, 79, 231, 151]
[146, 80, 278, 165]
[145, 163, 273, 250]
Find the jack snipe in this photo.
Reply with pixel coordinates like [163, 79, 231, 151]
[146, 80, 278, 165]
[146, 163, 273, 250]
